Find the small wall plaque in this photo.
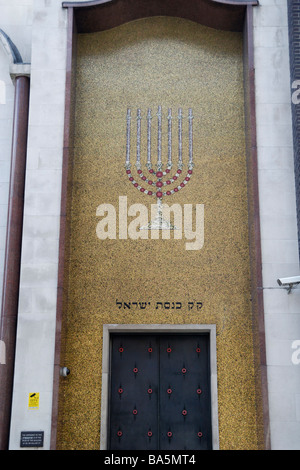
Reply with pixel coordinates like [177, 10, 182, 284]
[28, 392, 39, 409]
[20, 431, 44, 448]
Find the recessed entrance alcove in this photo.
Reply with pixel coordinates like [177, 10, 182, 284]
[51, 0, 269, 451]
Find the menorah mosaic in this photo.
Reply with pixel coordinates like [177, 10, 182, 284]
[125, 106, 194, 229]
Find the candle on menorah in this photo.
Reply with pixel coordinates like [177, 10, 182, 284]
[125, 106, 194, 230]
[167, 108, 172, 167]
[178, 107, 183, 165]
[157, 105, 162, 169]
[136, 108, 141, 167]
[188, 108, 193, 165]
[147, 108, 152, 167]
[126, 108, 131, 165]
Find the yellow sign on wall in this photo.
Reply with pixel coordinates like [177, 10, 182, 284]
[28, 393, 39, 409]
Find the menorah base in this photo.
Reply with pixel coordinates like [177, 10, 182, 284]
[139, 198, 179, 230]
[139, 218, 178, 231]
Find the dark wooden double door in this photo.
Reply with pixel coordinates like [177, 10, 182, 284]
[109, 333, 212, 450]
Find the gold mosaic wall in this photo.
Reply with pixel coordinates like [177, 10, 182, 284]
[57, 17, 263, 450]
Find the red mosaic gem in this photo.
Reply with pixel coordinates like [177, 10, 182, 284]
[156, 191, 163, 198]
[156, 171, 163, 178]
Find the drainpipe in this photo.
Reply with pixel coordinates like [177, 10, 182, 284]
[0, 30, 30, 450]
